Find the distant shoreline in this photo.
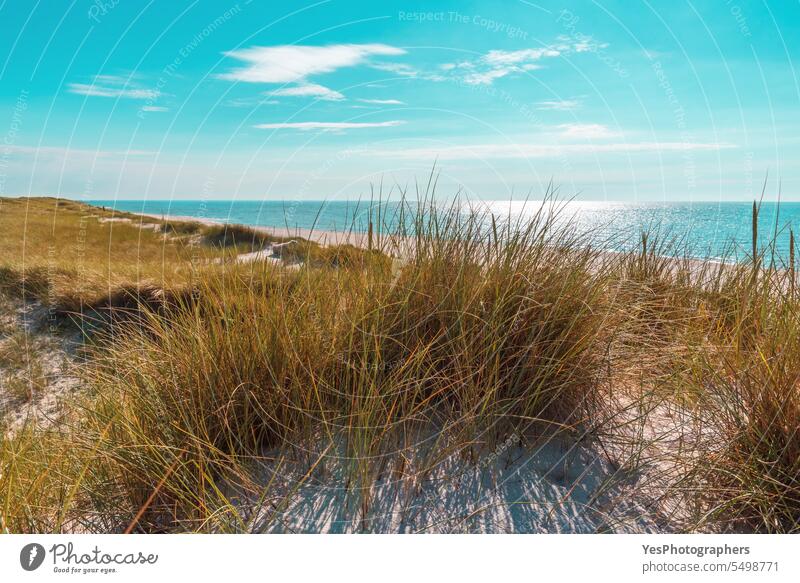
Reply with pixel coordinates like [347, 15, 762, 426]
[139, 212, 374, 248]
[81, 198, 800, 265]
[131, 210, 729, 270]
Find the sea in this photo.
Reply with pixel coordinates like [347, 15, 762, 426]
[87, 199, 800, 264]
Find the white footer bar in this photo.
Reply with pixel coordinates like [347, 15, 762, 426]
[1, 534, 797, 582]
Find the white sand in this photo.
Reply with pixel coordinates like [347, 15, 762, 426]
[223, 429, 679, 533]
[0, 301, 82, 435]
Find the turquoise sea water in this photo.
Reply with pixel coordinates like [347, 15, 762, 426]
[88, 199, 800, 264]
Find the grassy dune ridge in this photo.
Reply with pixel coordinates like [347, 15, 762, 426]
[0, 195, 798, 533]
[0, 197, 317, 314]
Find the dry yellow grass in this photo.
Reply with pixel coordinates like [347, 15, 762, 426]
[0, 197, 208, 307]
[0, 197, 306, 315]
[0, 194, 798, 534]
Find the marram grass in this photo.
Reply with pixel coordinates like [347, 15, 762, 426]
[0, 195, 798, 533]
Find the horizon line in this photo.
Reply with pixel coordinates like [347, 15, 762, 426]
[2, 195, 795, 204]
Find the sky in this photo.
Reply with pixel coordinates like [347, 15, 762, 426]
[0, 0, 798, 202]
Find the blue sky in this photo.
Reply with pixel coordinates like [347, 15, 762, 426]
[0, 0, 798, 201]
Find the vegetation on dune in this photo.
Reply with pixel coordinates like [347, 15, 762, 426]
[0, 197, 205, 310]
[63, 208, 610, 531]
[0, 194, 798, 533]
[201, 223, 282, 250]
[0, 197, 321, 316]
[604, 207, 800, 534]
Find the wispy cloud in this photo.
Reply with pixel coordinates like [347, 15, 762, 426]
[68, 83, 160, 100]
[269, 83, 344, 101]
[369, 62, 420, 78]
[357, 98, 404, 105]
[67, 74, 160, 100]
[220, 44, 408, 101]
[140, 105, 168, 112]
[483, 48, 561, 67]
[569, 36, 608, 53]
[224, 96, 279, 108]
[254, 120, 405, 132]
[445, 37, 607, 86]
[556, 123, 618, 139]
[463, 68, 523, 85]
[537, 99, 581, 111]
[372, 141, 735, 160]
[221, 44, 406, 83]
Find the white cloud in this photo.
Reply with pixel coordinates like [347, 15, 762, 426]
[224, 96, 280, 108]
[463, 67, 518, 85]
[254, 120, 405, 131]
[369, 62, 419, 77]
[140, 105, 168, 112]
[68, 83, 160, 100]
[557, 123, 618, 139]
[537, 99, 581, 111]
[269, 83, 345, 101]
[220, 44, 406, 84]
[220, 44, 411, 102]
[453, 38, 607, 86]
[483, 48, 561, 66]
[357, 98, 404, 105]
[550, 35, 608, 54]
[372, 141, 735, 160]
[443, 61, 473, 70]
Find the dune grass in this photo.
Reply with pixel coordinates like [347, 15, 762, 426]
[0, 197, 319, 316]
[0, 197, 204, 310]
[0, 194, 798, 533]
[604, 206, 800, 533]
